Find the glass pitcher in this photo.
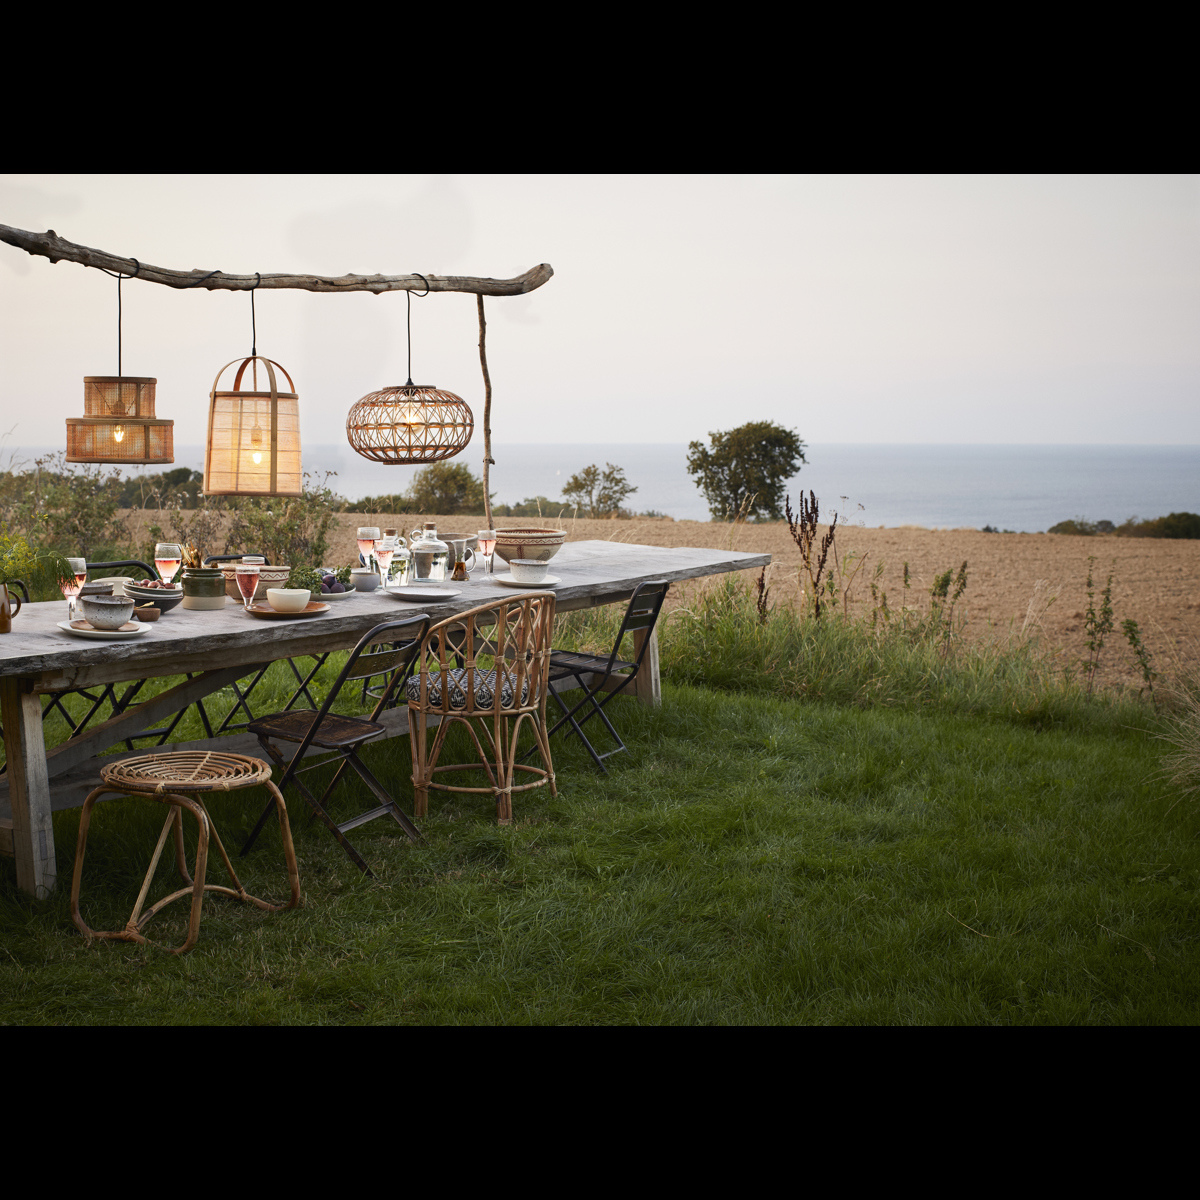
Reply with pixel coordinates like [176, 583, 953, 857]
[408, 523, 449, 582]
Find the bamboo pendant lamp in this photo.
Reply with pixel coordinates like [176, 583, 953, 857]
[203, 356, 301, 496]
[346, 383, 473, 464]
[66, 377, 174, 464]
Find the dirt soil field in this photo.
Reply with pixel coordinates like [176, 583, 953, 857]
[122, 509, 1200, 692]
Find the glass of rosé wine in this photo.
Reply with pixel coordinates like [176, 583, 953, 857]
[155, 543, 182, 585]
[62, 557, 87, 621]
[235, 563, 261, 611]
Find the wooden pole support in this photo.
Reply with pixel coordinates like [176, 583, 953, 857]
[633, 627, 662, 708]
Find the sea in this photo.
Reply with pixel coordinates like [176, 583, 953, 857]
[6, 442, 1199, 533]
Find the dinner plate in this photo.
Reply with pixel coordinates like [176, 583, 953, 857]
[244, 601, 331, 619]
[58, 620, 149, 640]
[492, 573, 561, 588]
[384, 587, 463, 602]
[316, 588, 356, 601]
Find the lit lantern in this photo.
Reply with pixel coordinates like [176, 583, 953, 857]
[66, 377, 174, 465]
[346, 383, 473, 464]
[203, 356, 301, 497]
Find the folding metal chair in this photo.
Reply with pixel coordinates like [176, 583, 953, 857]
[240, 613, 430, 876]
[539, 580, 669, 773]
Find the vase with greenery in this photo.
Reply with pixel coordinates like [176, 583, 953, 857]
[0, 528, 73, 633]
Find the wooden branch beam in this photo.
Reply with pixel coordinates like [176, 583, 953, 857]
[0, 224, 554, 297]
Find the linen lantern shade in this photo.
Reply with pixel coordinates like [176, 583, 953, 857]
[345, 383, 473, 464]
[66, 377, 174, 465]
[204, 356, 301, 497]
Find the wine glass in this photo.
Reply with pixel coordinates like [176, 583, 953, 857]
[357, 527, 381, 569]
[235, 563, 260, 611]
[155, 542, 182, 585]
[373, 538, 394, 587]
[62, 557, 86, 621]
[477, 530, 497, 577]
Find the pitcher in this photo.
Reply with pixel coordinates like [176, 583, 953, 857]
[447, 538, 477, 582]
[0, 581, 24, 635]
[408, 523, 450, 582]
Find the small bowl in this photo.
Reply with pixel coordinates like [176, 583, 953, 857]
[493, 527, 566, 565]
[349, 568, 381, 592]
[267, 588, 311, 613]
[132, 606, 161, 622]
[90, 576, 130, 597]
[126, 585, 183, 613]
[509, 558, 550, 584]
[79, 594, 135, 630]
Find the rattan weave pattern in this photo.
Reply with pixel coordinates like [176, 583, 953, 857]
[100, 751, 272, 793]
[346, 384, 473, 464]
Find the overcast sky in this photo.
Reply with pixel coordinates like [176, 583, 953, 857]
[2, 173, 1197, 454]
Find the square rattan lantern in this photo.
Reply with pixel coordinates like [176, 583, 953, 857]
[203, 356, 301, 497]
[66, 377, 174, 465]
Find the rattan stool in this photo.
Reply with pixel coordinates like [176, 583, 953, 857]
[71, 751, 300, 955]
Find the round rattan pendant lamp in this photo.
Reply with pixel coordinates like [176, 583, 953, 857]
[66, 261, 174, 465]
[203, 280, 301, 496]
[346, 282, 473, 464]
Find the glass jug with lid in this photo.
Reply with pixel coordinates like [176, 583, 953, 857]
[383, 528, 411, 586]
[408, 522, 449, 582]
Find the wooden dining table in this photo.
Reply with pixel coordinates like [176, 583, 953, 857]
[0, 539, 770, 896]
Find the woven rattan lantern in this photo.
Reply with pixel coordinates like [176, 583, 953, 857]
[346, 383, 474, 464]
[203, 356, 301, 497]
[66, 377, 174, 465]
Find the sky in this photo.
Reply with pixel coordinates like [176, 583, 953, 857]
[1, 173, 1197, 455]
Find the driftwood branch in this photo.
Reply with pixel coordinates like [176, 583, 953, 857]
[478, 295, 494, 530]
[0, 224, 553, 297]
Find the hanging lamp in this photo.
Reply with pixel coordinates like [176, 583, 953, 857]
[346, 279, 473, 464]
[66, 261, 174, 465]
[203, 278, 301, 496]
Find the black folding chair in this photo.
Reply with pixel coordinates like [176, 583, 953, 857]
[538, 580, 669, 773]
[240, 614, 430, 876]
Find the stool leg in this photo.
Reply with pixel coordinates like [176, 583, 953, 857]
[126, 808, 180, 939]
[268, 782, 302, 910]
[129, 795, 210, 954]
[172, 806, 193, 887]
[71, 787, 118, 944]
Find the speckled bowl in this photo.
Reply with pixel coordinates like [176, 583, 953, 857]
[79, 594, 135, 630]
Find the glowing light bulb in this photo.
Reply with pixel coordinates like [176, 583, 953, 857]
[252, 451, 263, 465]
[113, 425, 125, 443]
[250, 422, 263, 465]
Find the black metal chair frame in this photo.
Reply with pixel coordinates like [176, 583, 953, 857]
[240, 613, 431, 876]
[537, 580, 669, 774]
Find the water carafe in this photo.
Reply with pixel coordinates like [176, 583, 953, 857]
[409, 522, 449, 582]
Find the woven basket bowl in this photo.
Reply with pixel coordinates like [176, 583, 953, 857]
[219, 564, 291, 602]
[493, 528, 567, 565]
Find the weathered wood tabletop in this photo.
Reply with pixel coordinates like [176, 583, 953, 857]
[1, 540, 769, 895]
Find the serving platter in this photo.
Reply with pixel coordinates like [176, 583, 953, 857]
[244, 601, 331, 619]
[492, 573, 561, 588]
[58, 620, 149, 640]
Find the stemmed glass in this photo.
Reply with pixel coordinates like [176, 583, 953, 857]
[235, 563, 261, 612]
[155, 542, 182, 586]
[477, 530, 497, 577]
[62, 557, 87, 622]
[373, 537, 394, 587]
[356, 526, 381, 569]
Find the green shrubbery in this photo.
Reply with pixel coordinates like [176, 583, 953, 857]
[1049, 513, 1200, 539]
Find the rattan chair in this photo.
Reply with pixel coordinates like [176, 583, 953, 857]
[541, 580, 669, 773]
[70, 751, 300, 955]
[240, 614, 430, 876]
[407, 593, 556, 825]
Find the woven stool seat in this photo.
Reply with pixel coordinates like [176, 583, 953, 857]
[72, 750, 299, 955]
[101, 751, 274, 793]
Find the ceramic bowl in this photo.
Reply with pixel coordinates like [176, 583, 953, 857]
[220, 563, 290, 602]
[493, 528, 566, 565]
[125, 584, 183, 613]
[90, 576, 130, 597]
[509, 558, 550, 584]
[349, 568, 381, 592]
[79, 594, 135, 630]
[267, 588, 311, 613]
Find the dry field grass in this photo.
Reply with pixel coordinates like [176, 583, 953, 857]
[121, 508, 1200, 691]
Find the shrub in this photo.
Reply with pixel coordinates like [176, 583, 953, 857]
[1117, 512, 1200, 539]
[687, 421, 806, 521]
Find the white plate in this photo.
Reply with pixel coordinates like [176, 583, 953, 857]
[315, 588, 356, 601]
[58, 620, 149, 640]
[384, 587, 463, 602]
[492, 573, 561, 588]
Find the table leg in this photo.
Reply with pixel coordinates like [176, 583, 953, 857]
[0, 676, 56, 896]
[633, 626, 662, 708]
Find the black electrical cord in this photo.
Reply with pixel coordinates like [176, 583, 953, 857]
[404, 274, 430, 386]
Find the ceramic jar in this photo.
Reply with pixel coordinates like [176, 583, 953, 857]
[181, 568, 227, 610]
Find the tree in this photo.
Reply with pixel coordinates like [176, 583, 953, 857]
[561, 463, 637, 517]
[686, 421, 806, 521]
[404, 462, 488, 515]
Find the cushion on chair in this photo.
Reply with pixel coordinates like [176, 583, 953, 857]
[407, 667, 530, 710]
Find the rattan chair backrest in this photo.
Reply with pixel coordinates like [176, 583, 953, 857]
[412, 593, 556, 716]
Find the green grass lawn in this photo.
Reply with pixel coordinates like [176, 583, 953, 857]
[3, 670, 1197, 1025]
